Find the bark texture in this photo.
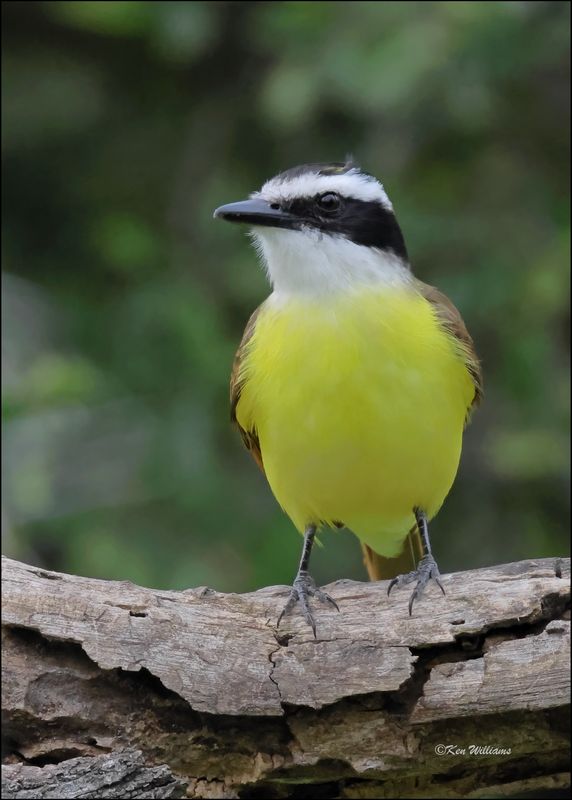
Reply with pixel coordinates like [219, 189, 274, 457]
[1, 555, 570, 799]
[2, 750, 186, 799]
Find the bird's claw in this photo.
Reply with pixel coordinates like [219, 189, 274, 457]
[387, 554, 445, 615]
[277, 571, 339, 637]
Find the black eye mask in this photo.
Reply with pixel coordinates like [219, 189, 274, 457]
[279, 194, 408, 261]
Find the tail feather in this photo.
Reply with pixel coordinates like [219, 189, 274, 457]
[362, 525, 423, 581]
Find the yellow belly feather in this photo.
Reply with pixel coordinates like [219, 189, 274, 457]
[236, 287, 474, 556]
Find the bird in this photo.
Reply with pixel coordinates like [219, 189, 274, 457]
[214, 159, 482, 636]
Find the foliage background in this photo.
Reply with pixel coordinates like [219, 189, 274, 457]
[2, 1, 570, 593]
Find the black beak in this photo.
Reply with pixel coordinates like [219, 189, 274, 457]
[213, 198, 299, 230]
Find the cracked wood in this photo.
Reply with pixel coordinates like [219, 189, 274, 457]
[1, 555, 570, 799]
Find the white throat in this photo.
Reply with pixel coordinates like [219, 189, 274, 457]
[251, 227, 411, 299]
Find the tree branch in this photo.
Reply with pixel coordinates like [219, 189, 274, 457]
[2, 555, 570, 799]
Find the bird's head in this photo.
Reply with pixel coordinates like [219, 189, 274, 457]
[214, 160, 411, 297]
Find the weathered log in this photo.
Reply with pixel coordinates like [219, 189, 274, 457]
[1, 750, 186, 799]
[1, 555, 570, 799]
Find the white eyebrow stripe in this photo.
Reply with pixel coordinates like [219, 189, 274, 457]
[254, 170, 393, 210]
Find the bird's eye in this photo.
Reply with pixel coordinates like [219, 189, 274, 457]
[316, 192, 341, 214]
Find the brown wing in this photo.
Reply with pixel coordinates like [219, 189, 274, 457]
[230, 305, 265, 473]
[417, 279, 483, 419]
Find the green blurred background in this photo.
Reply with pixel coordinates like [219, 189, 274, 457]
[2, 1, 570, 593]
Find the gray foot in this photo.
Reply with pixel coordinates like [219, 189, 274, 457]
[277, 570, 339, 637]
[387, 554, 445, 615]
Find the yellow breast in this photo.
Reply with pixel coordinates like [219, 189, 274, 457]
[236, 287, 475, 556]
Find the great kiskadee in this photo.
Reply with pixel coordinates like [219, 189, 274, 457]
[214, 160, 482, 635]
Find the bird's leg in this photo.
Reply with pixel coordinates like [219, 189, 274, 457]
[387, 508, 446, 615]
[277, 524, 339, 637]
